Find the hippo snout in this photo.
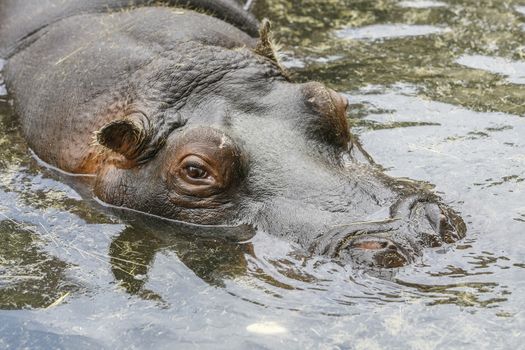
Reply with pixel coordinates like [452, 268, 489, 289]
[343, 237, 410, 268]
[311, 196, 466, 268]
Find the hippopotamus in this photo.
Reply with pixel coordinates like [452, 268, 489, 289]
[0, 0, 465, 268]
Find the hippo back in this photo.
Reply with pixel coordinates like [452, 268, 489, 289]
[0, 0, 259, 58]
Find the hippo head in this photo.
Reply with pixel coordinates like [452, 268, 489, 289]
[92, 40, 465, 268]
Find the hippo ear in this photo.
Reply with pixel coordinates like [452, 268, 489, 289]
[254, 19, 289, 79]
[95, 113, 187, 164]
[254, 19, 280, 63]
[95, 114, 150, 161]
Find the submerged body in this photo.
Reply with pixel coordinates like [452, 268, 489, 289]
[0, 0, 465, 268]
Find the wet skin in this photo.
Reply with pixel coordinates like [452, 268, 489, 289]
[0, 0, 465, 268]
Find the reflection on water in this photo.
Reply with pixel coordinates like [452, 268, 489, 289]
[456, 54, 525, 85]
[397, 0, 448, 8]
[1, 0, 525, 348]
[336, 24, 448, 40]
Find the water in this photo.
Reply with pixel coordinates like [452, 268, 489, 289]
[456, 54, 525, 84]
[1, 0, 525, 348]
[335, 24, 448, 40]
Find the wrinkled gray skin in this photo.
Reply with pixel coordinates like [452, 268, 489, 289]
[0, 0, 465, 268]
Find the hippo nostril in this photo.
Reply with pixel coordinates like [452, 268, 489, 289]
[437, 206, 467, 243]
[422, 203, 466, 245]
[350, 240, 388, 250]
[387, 243, 398, 250]
[343, 236, 410, 268]
[377, 250, 408, 268]
[424, 203, 442, 233]
[440, 217, 462, 243]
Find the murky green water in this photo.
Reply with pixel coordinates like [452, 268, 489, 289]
[1, 1, 524, 348]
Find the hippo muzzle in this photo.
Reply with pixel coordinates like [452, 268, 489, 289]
[312, 195, 466, 268]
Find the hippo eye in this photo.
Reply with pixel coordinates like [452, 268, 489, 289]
[184, 165, 208, 179]
[167, 129, 244, 200]
[177, 155, 217, 187]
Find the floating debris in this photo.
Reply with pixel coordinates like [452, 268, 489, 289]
[46, 292, 70, 309]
